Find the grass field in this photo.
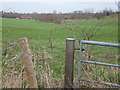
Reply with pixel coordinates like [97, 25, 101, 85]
[2, 15, 118, 42]
[1, 14, 119, 88]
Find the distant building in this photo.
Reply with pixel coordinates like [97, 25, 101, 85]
[20, 15, 32, 19]
[16, 17, 20, 19]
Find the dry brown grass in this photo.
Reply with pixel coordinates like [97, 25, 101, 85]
[2, 46, 62, 88]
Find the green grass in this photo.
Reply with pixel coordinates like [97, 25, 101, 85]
[2, 18, 72, 41]
[2, 14, 118, 42]
[1, 14, 119, 88]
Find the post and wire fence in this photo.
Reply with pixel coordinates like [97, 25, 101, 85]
[2, 37, 120, 88]
[64, 38, 120, 88]
[2, 37, 38, 88]
[2, 37, 64, 88]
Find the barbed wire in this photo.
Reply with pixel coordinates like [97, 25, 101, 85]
[3, 42, 19, 56]
[1, 53, 22, 64]
[4, 42, 18, 50]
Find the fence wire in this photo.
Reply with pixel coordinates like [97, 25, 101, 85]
[1, 41, 21, 63]
[1, 53, 22, 64]
[3, 42, 18, 50]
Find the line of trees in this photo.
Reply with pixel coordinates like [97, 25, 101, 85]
[1, 11, 23, 19]
[1, 8, 119, 23]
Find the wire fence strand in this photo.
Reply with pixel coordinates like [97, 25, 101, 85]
[1, 53, 22, 63]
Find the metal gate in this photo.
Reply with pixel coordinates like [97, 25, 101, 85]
[78, 40, 120, 87]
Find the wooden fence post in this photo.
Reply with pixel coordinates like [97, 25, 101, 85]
[19, 37, 38, 88]
[64, 38, 75, 88]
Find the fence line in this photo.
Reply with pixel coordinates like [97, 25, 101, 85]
[4, 42, 18, 50]
[3, 38, 120, 88]
[1, 53, 22, 63]
[2, 38, 38, 88]
[3, 42, 18, 56]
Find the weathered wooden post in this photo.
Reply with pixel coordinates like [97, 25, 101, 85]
[64, 38, 75, 88]
[19, 37, 38, 88]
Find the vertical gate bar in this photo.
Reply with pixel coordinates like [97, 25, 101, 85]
[118, 47, 120, 88]
[78, 40, 83, 88]
[64, 38, 75, 88]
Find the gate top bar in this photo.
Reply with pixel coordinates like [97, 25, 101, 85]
[80, 40, 120, 47]
[66, 38, 75, 41]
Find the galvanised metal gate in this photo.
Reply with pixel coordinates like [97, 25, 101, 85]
[78, 40, 120, 87]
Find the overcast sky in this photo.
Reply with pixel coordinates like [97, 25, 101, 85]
[1, 0, 119, 13]
[1, 0, 119, 2]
